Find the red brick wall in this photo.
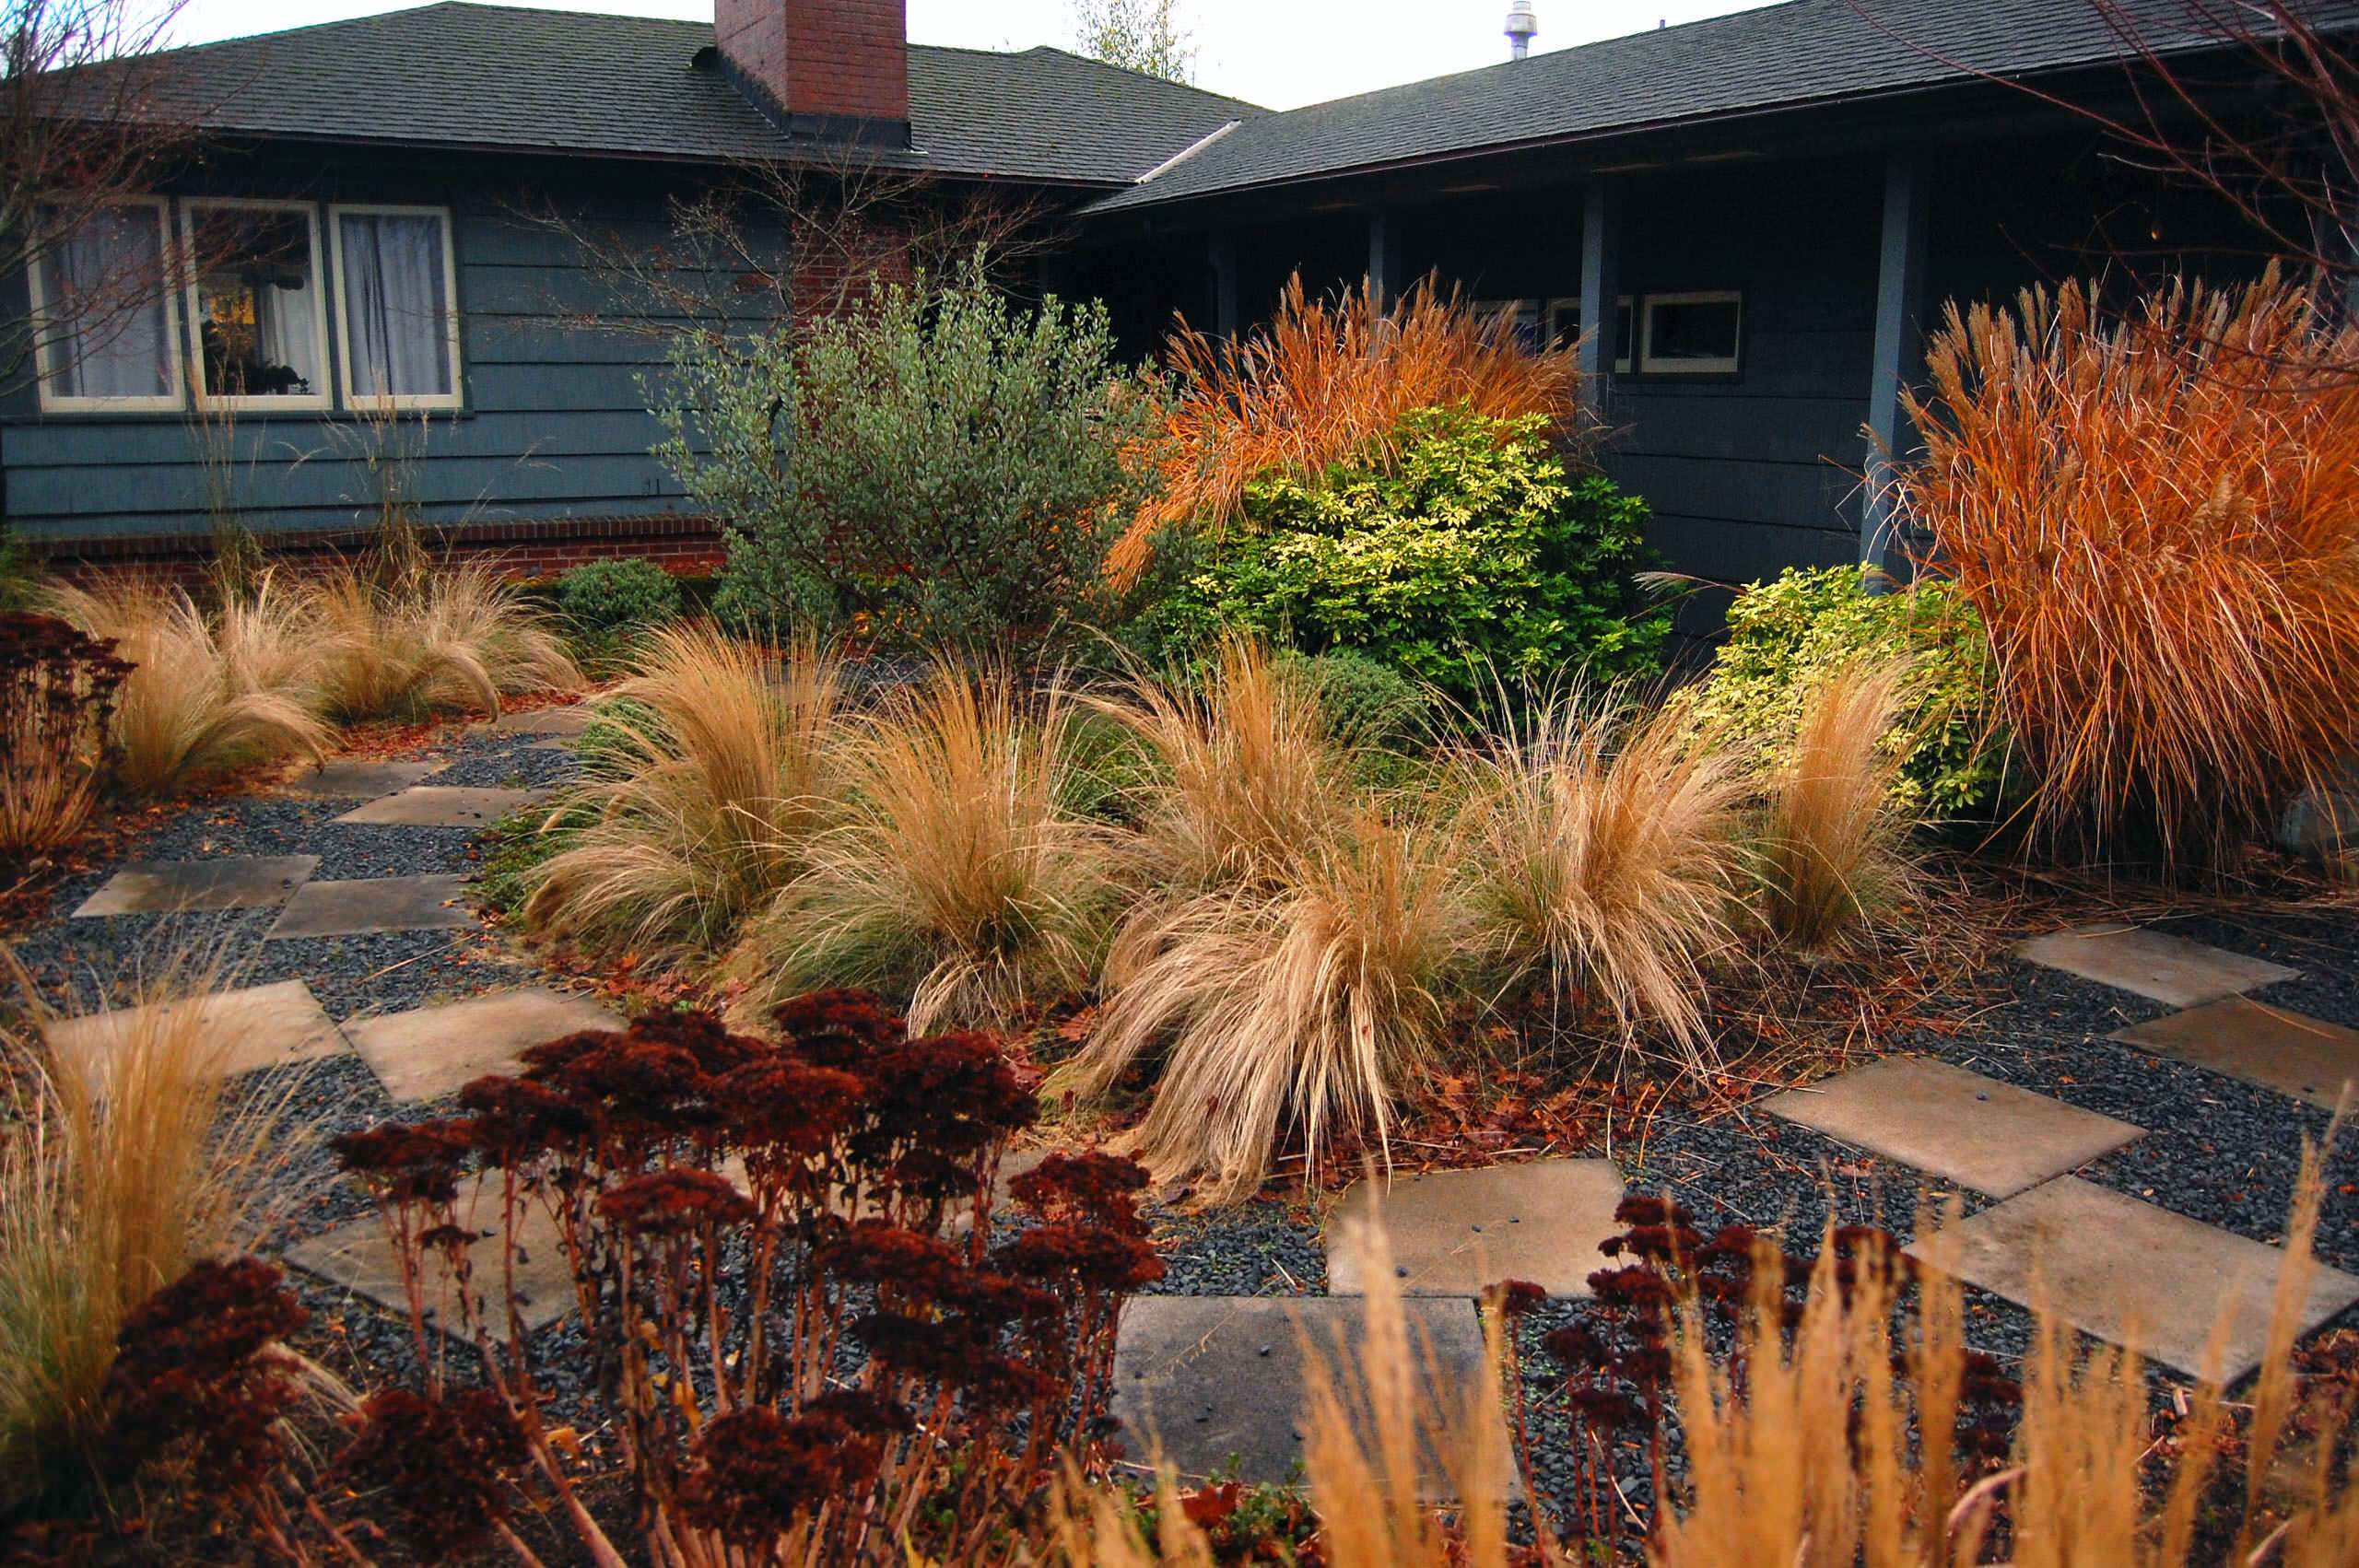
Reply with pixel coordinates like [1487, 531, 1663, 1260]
[39, 514, 728, 590]
[716, 0, 909, 128]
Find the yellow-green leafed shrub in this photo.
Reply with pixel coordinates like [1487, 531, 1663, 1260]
[1686, 565, 2004, 820]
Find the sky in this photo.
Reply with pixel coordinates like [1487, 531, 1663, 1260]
[165, 1, 1778, 111]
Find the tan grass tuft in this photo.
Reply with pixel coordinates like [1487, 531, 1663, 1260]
[1899, 268, 2359, 864]
[1753, 661, 1915, 954]
[525, 623, 845, 954]
[47, 575, 329, 796]
[730, 661, 1119, 1033]
[306, 557, 579, 722]
[1456, 695, 1746, 1071]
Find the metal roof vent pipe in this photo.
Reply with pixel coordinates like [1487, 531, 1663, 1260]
[1506, 1, 1538, 60]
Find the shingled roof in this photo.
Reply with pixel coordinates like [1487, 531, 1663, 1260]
[1085, 0, 2342, 213]
[133, 2, 1257, 185]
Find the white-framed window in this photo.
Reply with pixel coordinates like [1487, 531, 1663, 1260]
[182, 198, 332, 410]
[1545, 294, 1634, 373]
[1638, 290, 1743, 376]
[28, 196, 184, 412]
[328, 203, 463, 410]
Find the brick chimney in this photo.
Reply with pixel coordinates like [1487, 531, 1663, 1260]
[714, 0, 910, 147]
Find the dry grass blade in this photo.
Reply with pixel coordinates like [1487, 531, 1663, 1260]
[46, 574, 328, 796]
[1067, 805, 1472, 1204]
[729, 661, 1119, 1032]
[307, 557, 578, 722]
[1754, 661, 1915, 954]
[1899, 268, 2359, 864]
[0, 954, 311, 1515]
[526, 623, 845, 953]
[1456, 694, 1745, 1071]
[1112, 275, 1585, 581]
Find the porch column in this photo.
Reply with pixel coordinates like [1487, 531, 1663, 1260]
[1210, 227, 1239, 340]
[1578, 178, 1622, 419]
[1863, 148, 1931, 579]
[1368, 205, 1402, 305]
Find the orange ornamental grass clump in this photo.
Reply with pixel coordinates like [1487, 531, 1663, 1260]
[1897, 268, 2359, 864]
[1109, 275, 1587, 582]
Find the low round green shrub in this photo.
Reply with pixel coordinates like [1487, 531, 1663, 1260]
[1272, 648, 1430, 751]
[1150, 404, 1668, 696]
[1686, 564, 2006, 819]
[557, 558, 683, 639]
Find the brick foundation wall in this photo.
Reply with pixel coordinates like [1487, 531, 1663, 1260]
[35, 513, 728, 589]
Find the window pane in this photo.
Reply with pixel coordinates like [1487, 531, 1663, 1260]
[190, 207, 323, 400]
[338, 211, 453, 399]
[1647, 297, 1741, 366]
[40, 205, 172, 401]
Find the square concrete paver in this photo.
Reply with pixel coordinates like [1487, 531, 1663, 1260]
[280, 759, 445, 800]
[345, 986, 624, 1103]
[335, 787, 548, 828]
[1329, 1160, 1625, 1297]
[1757, 1056, 2142, 1198]
[2014, 924, 2297, 1008]
[489, 706, 592, 736]
[73, 855, 319, 917]
[42, 979, 347, 1082]
[2112, 998, 2359, 1112]
[267, 874, 475, 940]
[1111, 1294, 1508, 1492]
[1910, 1177, 2359, 1383]
[285, 1176, 575, 1337]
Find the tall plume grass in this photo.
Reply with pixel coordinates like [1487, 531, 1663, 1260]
[1111, 276, 1585, 581]
[730, 662, 1120, 1032]
[525, 623, 844, 954]
[1898, 269, 2359, 864]
[0, 960, 304, 1515]
[1752, 661, 1914, 954]
[1454, 695, 1746, 1070]
[45, 576, 329, 796]
[1064, 806, 1473, 1203]
[305, 557, 579, 722]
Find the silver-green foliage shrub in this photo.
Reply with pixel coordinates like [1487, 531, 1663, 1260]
[1687, 564, 2006, 818]
[654, 266, 1165, 645]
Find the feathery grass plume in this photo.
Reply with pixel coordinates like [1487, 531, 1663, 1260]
[46, 575, 328, 796]
[0, 955, 308, 1515]
[729, 662, 1121, 1032]
[1898, 268, 2359, 865]
[1455, 693, 1745, 1071]
[1093, 637, 1363, 894]
[1753, 661, 1914, 954]
[1067, 805, 1472, 1204]
[525, 623, 845, 954]
[1111, 275, 1586, 583]
[306, 556, 579, 722]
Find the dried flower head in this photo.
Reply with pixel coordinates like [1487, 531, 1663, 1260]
[339, 1387, 528, 1563]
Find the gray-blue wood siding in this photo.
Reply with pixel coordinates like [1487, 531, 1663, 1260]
[1, 185, 781, 543]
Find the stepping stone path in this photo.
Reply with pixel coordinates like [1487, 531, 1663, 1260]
[1328, 1160, 1625, 1297]
[1111, 1294, 1506, 1491]
[488, 705, 593, 736]
[74, 854, 318, 917]
[1756, 1056, 2142, 1198]
[2111, 997, 2359, 1112]
[279, 758, 445, 799]
[1913, 1177, 2359, 1382]
[42, 978, 348, 1082]
[344, 985, 625, 1103]
[335, 786, 549, 827]
[2013, 923, 2296, 1008]
[267, 873, 475, 939]
[287, 1171, 576, 1336]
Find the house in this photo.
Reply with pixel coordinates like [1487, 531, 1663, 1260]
[1, 0, 2333, 611]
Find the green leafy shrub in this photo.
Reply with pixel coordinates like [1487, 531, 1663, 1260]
[557, 558, 682, 639]
[657, 263, 1166, 646]
[1273, 648, 1430, 751]
[1686, 565, 2005, 818]
[1153, 405, 1666, 695]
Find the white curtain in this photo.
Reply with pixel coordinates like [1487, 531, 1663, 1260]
[44, 206, 171, 400]
[252, 270, 320, 392]
[339, 212, 452, 398]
